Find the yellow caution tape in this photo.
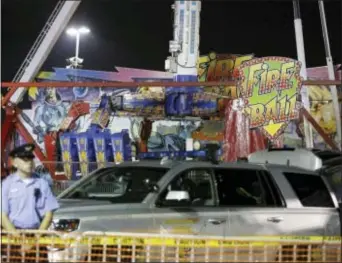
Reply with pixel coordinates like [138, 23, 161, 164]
[164, 218, 199, 224]
[1, 235, 341, 247]
[279, 235, 341, 242]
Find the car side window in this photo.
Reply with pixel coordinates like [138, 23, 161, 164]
[284, 172, 335, 208]
[84, 171, 120, 194]
[214, 169, 278, 207]
[157, 169, 215, 206]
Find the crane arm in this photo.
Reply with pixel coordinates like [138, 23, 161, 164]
[10, 1, 81, 104]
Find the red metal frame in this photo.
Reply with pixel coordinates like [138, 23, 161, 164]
[1, 104, 17, 175]
[1, 79, 341, 88]
[1, 87, 18, 108]
[1, 85, 90, 179]
[301, 108, 339, 151]
[2, 81, 340, 178]
[1, 104, 50, 177]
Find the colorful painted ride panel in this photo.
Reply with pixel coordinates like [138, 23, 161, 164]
[191, 93, 219, 117]
[114, 92, 219, 118]
[76, 130, 98, 176]
[93, 129, 114, 168]
[111, 129, 132, 163]
[119, 93, 165, 117]
[91, 95, 111, 129]
[59, 132, 80, 180]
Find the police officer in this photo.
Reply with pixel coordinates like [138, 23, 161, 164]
[1, 143, 60, 262]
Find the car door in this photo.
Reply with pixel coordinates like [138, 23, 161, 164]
[275, 169, 341, 236]
[211, 168, 289, 262]
[152, 168, 228, 237]
[213, 168, 286, 237]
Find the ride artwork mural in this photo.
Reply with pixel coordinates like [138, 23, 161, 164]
[306, 65, 341, 145]
[198, 52, 254, 99]
[237, 57, 303, 140]
[19, 67, 215, 156]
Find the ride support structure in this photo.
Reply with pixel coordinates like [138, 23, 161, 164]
[1, 1, 81, 178]
[2, 0, 341, 178]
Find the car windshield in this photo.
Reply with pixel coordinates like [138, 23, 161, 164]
[60, 167, 168, 203]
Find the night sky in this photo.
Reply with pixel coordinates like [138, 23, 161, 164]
[2, 0, 341, 82]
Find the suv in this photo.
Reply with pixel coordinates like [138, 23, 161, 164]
[48, 151, 341, 262]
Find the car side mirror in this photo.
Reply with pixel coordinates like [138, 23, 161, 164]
[158, 190, 191, 207]
[165, 190, 190, 201]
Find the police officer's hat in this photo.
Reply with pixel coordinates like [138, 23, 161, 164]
[9, 143, 35, 159]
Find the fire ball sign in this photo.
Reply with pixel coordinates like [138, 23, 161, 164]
[237, 57, 303, 140]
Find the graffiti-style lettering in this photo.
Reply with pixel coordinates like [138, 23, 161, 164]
[287, 94, 297, 119]
[248, 95, 298, 128]
[265, 69, 280, 94]
[278, 95, 288, 122]
[198, 53, 253, 98]
[245, 63, 262, 97]
[280, 62, 296, 90]
[249, 104, 266, 127]
[238, 57, 302, 139]
[265, 96, 278, 124]
[241, 61, 297, 98]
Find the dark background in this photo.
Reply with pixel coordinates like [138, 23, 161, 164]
[2, 0, 341, 89]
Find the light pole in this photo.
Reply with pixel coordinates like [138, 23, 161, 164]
[318, 1, 341, 149]
[66, 26, 90, 68]
[292, 0, 314, 148]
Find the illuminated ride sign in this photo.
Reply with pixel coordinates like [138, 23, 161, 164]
[198, 52, 254, 98]
[236, 57, 303, 140]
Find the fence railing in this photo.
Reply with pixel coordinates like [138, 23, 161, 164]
[1, 230, 341, 262]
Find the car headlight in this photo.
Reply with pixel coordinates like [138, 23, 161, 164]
[51, 219, 80, 232]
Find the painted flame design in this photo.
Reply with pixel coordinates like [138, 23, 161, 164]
[115, 152, 123, 163]
[96, 152, 105, 168]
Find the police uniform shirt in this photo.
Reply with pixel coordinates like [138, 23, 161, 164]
[1, 144, 59, 229]
[1, 173, 59, 229]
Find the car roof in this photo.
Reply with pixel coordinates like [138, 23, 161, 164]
[104, 159, 317, 175]
[248, 148, 324, 171]
[105, 160, 265, 170]
[106, 160, 176, 169]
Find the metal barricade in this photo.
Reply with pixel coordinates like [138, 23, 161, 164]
[1, 230, 341, 262]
